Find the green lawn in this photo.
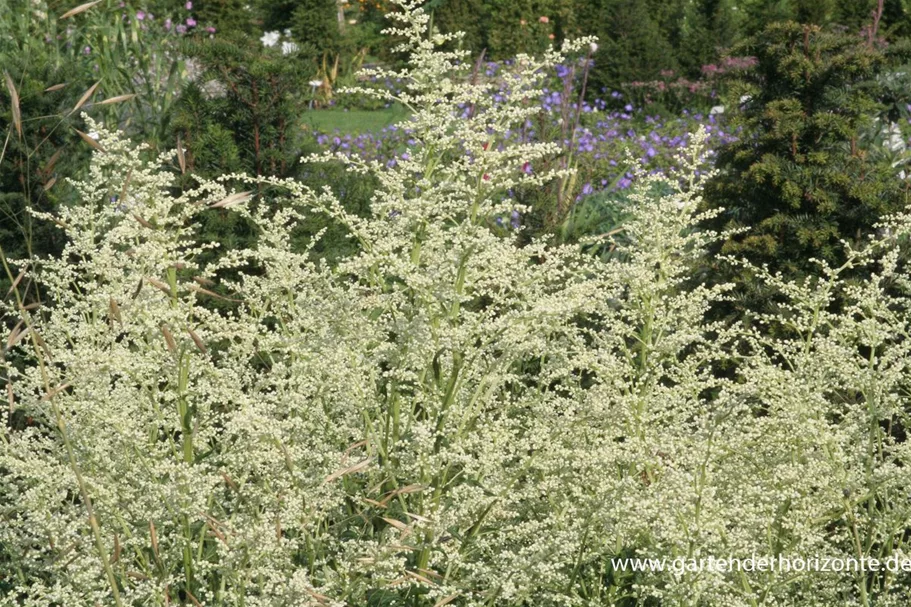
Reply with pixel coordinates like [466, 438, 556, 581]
[303, 103, 409, 134]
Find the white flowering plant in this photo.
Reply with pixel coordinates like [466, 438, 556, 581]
[3, 2, 911, 606]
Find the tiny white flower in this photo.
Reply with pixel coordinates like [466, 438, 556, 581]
[87, 131, 99, 140]
[281, 41, 299, 55]
[309, 80, 323, 88]
[260, 31, 280, 47]
[709, 105, 725, 115]
[590, 42, 598, 53]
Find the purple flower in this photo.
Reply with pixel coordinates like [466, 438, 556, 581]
[176, 24, 187, 33]
[164, 18, 172, 30]
[82, 45, 91, 54]
[186, 17, 196, 27]
[136, 10, 145, 20]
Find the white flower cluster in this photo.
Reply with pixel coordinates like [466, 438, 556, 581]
[261, 28, 298, 55]
[3, 1, 911, 606]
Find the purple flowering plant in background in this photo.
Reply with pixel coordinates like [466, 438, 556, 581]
[306, 56, 739, 237]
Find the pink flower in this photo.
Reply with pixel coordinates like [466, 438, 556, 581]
[206, 26, 216, 33]
[136, 10, 145, 20]
[538, 16, 549, 23]
[185, 1, 192, 9]
[164, 18, 171, 30]
[176, 24, 187, 33]
[186, 17, 196, 27]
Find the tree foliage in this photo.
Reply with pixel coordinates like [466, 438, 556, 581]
[703, 22, 911, 284]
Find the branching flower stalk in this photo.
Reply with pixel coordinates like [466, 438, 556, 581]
[3, 2, 911, 606]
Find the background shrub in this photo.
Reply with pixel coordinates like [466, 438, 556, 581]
[702, 21, 911, 292]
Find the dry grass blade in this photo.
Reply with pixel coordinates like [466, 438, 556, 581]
[71, 81, 100, 113]
[404, 512, 433, 524]
[119, 169, 133, 204]
[43, 176, 57, 191]
[205, 520, 228, 546]
[362, 498, 387, 509]
[145, 277, 172, 295]
[416, 568, 443, 581]
[41, 382, 71, 401]
[74, 129, 105, 152]
[29, 329, 50, 360]
[44, 82, 67, 92]
[324, 457, 371, 483]
[44, 147, 63, 174]
[149, 521, 159, 558]
[344, 439, 367, 456]
[187, 283, 241, 303]
[187, 328, 206, 354]
[433, 593, 460, 607]
[380, 517, 410, 532]
[111, 534, 121, 564]
[221, 473, 238, 491]
[6, 320, 26, 349]
[108, 298, 121, 323]
[404, 570, 437, 586]
[304, 589, 330, 605]
[6, 268, 26, 297]
[210, 190, 254, 209]
[97, 94, 136, 105]
[389, 483, 423, 496]
[176, 136, 186, 174]
[132, 214, 154, 229]
[4, 71, 21, 139]
[60, 0, 101, 19]
[192, 276, 215, 287]
[160, 324, 177, 353]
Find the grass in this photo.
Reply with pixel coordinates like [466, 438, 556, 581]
[302, 103, 409, 134]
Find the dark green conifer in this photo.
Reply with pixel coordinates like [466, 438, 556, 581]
[703, 22, 911, 288]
